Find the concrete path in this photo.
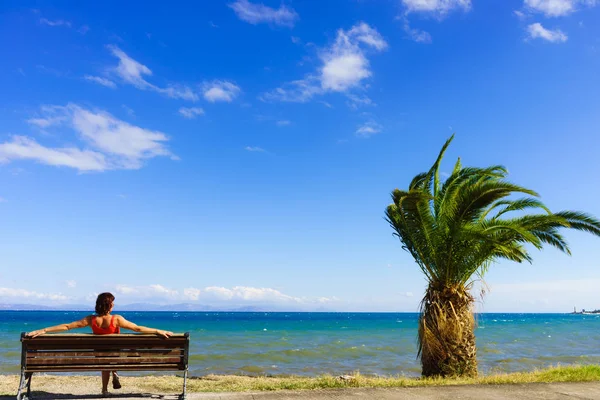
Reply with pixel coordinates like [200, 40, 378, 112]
[4, 382, 600, 400]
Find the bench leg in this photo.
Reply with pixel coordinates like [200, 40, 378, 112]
[16, 371, 32, 400]
[180, 370, 188, 400]
[26, 373, 32, 398]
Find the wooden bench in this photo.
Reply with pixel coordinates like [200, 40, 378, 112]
[17, 332, 190, 400]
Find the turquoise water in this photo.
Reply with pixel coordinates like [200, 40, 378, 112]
[1, 311, 599, 376]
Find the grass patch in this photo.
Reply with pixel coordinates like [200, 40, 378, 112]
[1, 365, 599, 395]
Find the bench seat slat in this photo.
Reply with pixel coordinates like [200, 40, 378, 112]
[25, 344, 186, 348]
[26, 338, 187, 345]
[27, 350, 183, 357]
[28, 356, 183, 365]
[25, 364, 183, 372]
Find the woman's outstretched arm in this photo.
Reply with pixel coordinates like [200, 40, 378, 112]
[116, 315, 173, 338]
[26, 316, 91, 338]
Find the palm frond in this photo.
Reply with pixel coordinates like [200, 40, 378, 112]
[387, 135, 600, 287]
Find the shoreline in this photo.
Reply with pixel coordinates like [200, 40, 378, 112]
[1, 365, 599, 395]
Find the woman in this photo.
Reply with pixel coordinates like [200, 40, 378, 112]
[27, 292, 173, 397]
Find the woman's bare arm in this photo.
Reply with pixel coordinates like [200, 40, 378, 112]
[26, 316, 91, 338]
[116, 315, 173, 338]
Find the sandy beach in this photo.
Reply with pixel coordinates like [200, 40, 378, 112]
[1, 375, 600, 399]
[2, 366, 600, 399]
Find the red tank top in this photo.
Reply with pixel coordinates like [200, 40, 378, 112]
[91, 315, 120, 334]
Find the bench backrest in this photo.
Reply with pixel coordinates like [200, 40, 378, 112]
[20, 333, 189, 372]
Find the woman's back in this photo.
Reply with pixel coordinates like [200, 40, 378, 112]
[91, 314, 120, 334]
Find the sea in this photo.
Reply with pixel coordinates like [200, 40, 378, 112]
[1, 311, 599, 377]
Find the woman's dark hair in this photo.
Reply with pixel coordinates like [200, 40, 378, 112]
[95, 292, 115, 315]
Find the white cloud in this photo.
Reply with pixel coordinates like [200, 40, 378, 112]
[178, 107, 205, 119]
[402, 19, 433, 43]
[527, 22, 568, 42]
[276, 120, 291, 126]
[261, 22, 387, 103]
[401, 1, 470, 43]
[402, 0, 471, 16]
[514, 10, 527, 18]
[321, 23, 388, 92]
[108, 45, 152, 87]
[115, 284, 138, 295]
[0, 287, 68, 301]
[148, 284, 179, 298]
[107, 46, 199, 101]
[202, 80, 241, 102]
[0, 136, 109, 172]
[346, 94, 375, 109]
[203, 286, 299, 303]
[84, 75, 117, 89]
[66, 280, 77, 288]
[71, 106, 173, 167]
[113, 284, 303, 305]
[245, 146, 266, 152]
[259, 76, 323, 103]
[0, 104, 175, 172]
[356, 121, 383, 138]
[40, 18, 71, 28]
[0, 197, 7, 203]
[523, 0, 597, 17]
[78, 25, 90, 34]
[183, 288, 201, 301]
[229, 0, 299, 28]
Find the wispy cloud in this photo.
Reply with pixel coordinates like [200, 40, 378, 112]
[106, 46, 199, 101]
[121, 105, 135, 117]
[202, 80, 241, 102]
[346, 94, 375, 109]
[229, 0, 299, 28]
[527, 22, 568, 42]
[178, 107, 205, 119]
[114, 284, 336, 307]
[1, 104, 176, 172]
[355, 121, 383, 138]
[401, 0, 471, 17]
[66, 280, 77, 288]
[260, 22, 387, 103]
[400, 0, 471, 43]
[39, 18, 72, 28]
[245, 146, 266, 152]
[0, 287, 69, 301]
[84, 75, 117, 88]
[27, 105, 69, 128]
[276, 120, 291, 126]
[514, 10, 528, 19]
[402, 19, 433, 44]
[523, 0, 597, 17]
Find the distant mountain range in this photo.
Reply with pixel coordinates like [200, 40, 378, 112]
[0, 303, 327, 312]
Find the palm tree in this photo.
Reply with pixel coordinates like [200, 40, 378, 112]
[385, 135, 600, 378]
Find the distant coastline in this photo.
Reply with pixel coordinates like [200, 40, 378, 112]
[570, 308, 600, 315]
[0, 304, 596, 313]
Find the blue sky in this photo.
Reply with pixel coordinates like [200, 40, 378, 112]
[1, 0, 599, 312]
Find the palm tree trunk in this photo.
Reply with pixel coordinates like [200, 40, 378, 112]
[418, 283, 478, 377]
